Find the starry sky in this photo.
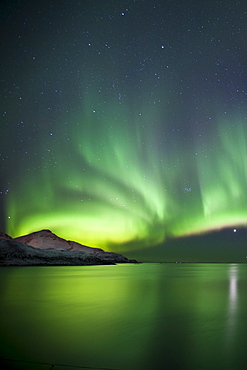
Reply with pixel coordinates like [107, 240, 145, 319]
[0, 0, 247, 261]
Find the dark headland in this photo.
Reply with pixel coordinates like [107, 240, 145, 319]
[0, 230, 138, 266]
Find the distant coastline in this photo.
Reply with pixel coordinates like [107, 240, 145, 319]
[0, 230, 138, 266]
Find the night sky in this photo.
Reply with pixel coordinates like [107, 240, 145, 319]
[1, 0, 247, 261]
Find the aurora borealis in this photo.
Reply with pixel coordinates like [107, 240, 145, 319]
[1, 0, 247, 258]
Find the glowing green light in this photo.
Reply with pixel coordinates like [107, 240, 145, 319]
[6, 94, 247, 252]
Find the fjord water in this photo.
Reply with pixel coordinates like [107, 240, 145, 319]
[1, 264, 247, 370]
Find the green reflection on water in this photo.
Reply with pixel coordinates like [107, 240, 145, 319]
[1, 264, 247, 370]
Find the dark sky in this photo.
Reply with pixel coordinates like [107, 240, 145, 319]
[0, 0, 247, 260]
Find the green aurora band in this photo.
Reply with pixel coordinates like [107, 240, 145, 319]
[6, 94, 247, 252]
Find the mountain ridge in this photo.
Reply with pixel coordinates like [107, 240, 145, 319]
[0, 229, 138, 266]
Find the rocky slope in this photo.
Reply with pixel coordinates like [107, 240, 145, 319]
[0, 230, 138, 266]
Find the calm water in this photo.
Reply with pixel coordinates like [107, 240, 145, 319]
[1, 263, 247, 370]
